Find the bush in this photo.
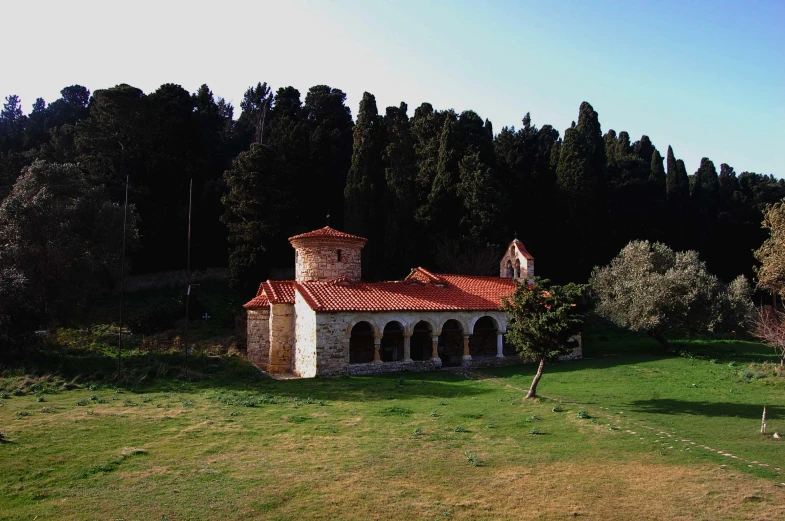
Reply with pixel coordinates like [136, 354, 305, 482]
[127, 299, 182, 335]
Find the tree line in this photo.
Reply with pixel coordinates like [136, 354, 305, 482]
[1, 82, 783, 303]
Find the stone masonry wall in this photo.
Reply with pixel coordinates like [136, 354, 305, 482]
[312, 310, 509, 376]
[268, 303, 294, 374]
[293, 292, 318, 378]
[295, 245, 362, 282]
[246, 308, 270, 370]
[314, 313, 352, 375]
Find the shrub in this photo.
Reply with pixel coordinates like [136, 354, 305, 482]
[464, 451, 480, 467]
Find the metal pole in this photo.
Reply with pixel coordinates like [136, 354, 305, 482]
[118, 174, 129, 377]
[184, 179, 193, 379]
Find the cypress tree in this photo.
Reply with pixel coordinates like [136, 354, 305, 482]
[666, 146, 690, 202]
[649, 149, 665, 189]
[344, 92, 385, 279]
[692, 157, 720, 203]
[423, 114, 460, 236]
[382, 102, 417, 278]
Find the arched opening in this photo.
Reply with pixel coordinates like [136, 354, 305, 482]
[439, 319, 464, 367]
[514, 259, 521, 278]
[381, 321, 404, 362]
[505, 260, 514, 278]
[349, 321, 375, 364]
[410, 321, 433, 361]
[470, 316, 498, 357]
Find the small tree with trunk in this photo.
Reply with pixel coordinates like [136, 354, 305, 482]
[501, 277, 586, 399]
[590, 240, 751, 351]
[748, 306, 785, 366]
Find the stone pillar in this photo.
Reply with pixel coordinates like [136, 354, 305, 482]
[462, 334, 472, 361]
[403, 333, 412, 362]
[430, 335, 442, 367]
[373, 337, 382, 365]
[496, 332, 505, 358]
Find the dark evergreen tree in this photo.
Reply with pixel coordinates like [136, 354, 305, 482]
[221, 144, 289, 290]
[381, 102, 417, 279]
[302, 85, 353, 229]
[344, 92, 386, 279]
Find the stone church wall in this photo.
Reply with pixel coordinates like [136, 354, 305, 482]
[268, 303, 294, 374]
[293, 293, 318, 378]
[246, 308, 270, 370]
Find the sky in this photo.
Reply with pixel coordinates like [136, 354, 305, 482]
[2, 0, 783, 177]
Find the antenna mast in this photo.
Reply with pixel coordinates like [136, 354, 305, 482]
[184, 178, 193, 379]
[118, 174, 129, 377]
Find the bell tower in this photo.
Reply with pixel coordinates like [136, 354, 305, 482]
[500, 239, 534, 281]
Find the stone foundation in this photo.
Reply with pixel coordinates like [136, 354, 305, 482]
[347, 360, 437, 376]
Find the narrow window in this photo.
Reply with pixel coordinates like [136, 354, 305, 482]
[337, 249, 342, 262]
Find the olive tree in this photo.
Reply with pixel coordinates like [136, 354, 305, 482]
[501, 277, 587, 399]
[754, 200, 785, 298]
[590, 240, 751, 351]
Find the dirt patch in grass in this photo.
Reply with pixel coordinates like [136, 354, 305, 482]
[303, 460, 785, 521]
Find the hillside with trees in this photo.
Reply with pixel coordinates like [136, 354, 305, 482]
[1, 82, 783, 335]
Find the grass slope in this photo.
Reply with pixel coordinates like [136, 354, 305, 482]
[1, 333, 784, 520]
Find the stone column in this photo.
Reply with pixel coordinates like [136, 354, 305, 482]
[462, 334, 472, 361]
[373, 336, 382, 365]
[403, 333, 412, 362]
[430, 335, 441, 366]
[496, 332, 505, 358]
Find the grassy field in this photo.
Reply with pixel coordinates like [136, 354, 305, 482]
[1, 329, 784, 520]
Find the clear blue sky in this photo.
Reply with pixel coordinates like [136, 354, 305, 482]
[3, 0, 783, 176]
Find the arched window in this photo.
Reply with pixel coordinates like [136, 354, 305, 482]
[514, 259, 521, 279]
[337, 249, 342, 262]
[505, 260, 514, 278]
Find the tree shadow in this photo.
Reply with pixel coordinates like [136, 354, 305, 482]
[627, 398, 782, 419]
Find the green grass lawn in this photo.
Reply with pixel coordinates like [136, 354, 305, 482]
[1, 331, 784, 520]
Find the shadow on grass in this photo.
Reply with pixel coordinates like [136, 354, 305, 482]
[3, 349, 492, 403]
[627, 399, 782, 419]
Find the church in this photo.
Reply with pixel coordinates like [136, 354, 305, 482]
[244, 226, 579, 377]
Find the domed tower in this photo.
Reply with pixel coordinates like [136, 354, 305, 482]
[289, 226, 367, 283]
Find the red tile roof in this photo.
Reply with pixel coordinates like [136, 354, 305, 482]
[243, 268, 520, 312]
[242, 280, 295, 309]
[288, 226, 367, 244]
[263, 280, 296, 303]
[512, 239, 534, 260]
[294, 269, 517, 312]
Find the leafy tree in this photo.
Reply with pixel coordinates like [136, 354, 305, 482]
[754, 200, 785, 298]
[236, 82, 273, 146]
[501, 277, 587, 398]
[221, 144, 289, 290]
[0, 161, 136, 326]
[590, 240, 751, 350]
